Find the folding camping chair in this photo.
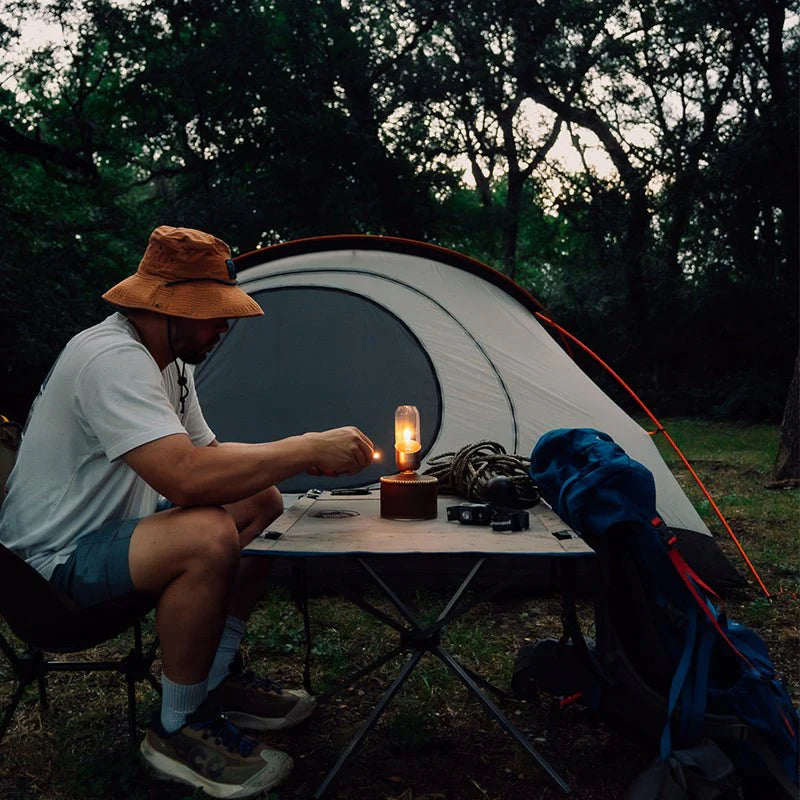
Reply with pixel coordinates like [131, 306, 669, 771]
[0, 544, 160, 747]
[0, 417, 160, 748]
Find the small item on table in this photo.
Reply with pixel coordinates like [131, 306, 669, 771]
[445, 502, 529, 533]
[445, 478, 531, 533]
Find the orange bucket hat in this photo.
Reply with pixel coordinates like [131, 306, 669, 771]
[102, 226, 263, 319]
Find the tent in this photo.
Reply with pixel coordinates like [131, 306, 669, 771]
[194, 235, 742, 589]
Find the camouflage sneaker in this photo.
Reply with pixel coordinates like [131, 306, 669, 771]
[209, 668, 316, 732]
[140, 714, 292, 798]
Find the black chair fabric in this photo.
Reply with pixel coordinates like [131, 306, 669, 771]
[0, 542, 159, 745]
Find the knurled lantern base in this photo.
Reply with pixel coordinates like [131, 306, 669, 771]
[380, 472, 438, 520]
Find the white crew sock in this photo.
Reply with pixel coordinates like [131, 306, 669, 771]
[207, 615, 247, 691]
[160, 674, 208, 734]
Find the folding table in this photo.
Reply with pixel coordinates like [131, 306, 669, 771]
[244, 491, 594, 798]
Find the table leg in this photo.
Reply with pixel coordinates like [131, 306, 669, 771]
[337, 589, 407, 634]
[313, 649, 425, 800]
[292, 562, 314, 695]
[434, 645, 572, 795]
[315, 644, 405, 705]
[452, 659, 512, 701]
[310, 557, 572, 797]
[357, 558, 422, 629]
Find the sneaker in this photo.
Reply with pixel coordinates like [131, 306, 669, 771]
[140, 714, 293, 798]
[209, 667, 316, 732]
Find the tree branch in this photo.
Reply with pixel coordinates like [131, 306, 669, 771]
[521, 115, 563, 181]
[0, 118, 99, 179]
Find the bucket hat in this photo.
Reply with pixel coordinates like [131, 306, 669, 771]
[102, 226, 263, 319]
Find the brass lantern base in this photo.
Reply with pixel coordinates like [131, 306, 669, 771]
[380, 472, 438, 520]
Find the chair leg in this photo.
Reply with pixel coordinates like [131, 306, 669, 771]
[37, 676, 48, 711]
[127, 675, 137, 747]
[145, 672, 162, 696]
[1, 619, 160, 749]
[123, 618, 160, 745]
[0, 678, 32, 745]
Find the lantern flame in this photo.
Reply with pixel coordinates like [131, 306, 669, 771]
[394, 405, 422, 468]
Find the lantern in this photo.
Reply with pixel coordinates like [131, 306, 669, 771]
[380, 405, 438, 520]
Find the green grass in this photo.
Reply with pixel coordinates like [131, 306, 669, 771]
[642, 418, 799, 588]
[1, 419, 797, 799]
[645, 418, 780, 467]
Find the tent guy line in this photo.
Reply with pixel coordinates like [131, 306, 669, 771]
[535, 311, 770, 598]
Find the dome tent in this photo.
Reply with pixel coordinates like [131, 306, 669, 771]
[194, 235, 742, 590]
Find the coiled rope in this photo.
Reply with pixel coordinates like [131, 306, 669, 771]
[422, 441, 539, 507]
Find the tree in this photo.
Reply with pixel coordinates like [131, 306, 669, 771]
[0, 0, 796, 421]
[408, 0, 569, 278]
[770, 355, 799, 486]
[0, 1, 155, 419]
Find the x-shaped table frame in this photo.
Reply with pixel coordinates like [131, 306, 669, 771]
[293, 555, 573, 798]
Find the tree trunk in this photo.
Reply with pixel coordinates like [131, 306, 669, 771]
[323, 0, 427, 239]
[769, 353, 799, 486]
[500, 110, 524, 280]
[502, 172, 522, 280]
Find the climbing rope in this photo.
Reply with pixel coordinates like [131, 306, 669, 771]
[423, 441, 539, 507]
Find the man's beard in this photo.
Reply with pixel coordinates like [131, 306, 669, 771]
[178, 337, 219, 364]
[180, 350, 208, 365]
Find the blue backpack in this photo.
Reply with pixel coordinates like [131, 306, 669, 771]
[529, 428, 799, 797]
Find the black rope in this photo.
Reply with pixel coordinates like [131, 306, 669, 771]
[166, 318, 189, 416]
[422, 440, 539, 507]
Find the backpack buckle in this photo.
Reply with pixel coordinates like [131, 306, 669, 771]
[652, 516, 678, 548]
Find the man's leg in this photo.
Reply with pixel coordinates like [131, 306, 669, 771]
[128, 505, 241, 684]
[203, 486, 282, 691]
[130, 504, 294, 796]
[224, 484, 283, 620]
[206, 486, 317, 731]
[128, 486, 281, 682]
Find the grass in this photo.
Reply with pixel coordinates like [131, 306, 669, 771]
[645, 419, 799, 589]
[0, 418, 797, 799]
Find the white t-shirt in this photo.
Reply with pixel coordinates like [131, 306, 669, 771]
[0, 313, 215, 579]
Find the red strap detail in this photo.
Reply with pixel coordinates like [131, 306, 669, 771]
[651, 517, 663, 526]
[668, 549, 754, 670]
[781, 709, 797, 739]
[559, 691, 583, 708]
[677, 554, 722, 602]
[667, 536, 678, 547]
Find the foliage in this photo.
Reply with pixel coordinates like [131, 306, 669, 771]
[0, 0, 796, 420]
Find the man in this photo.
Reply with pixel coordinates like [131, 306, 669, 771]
[0, 226, 374, 797]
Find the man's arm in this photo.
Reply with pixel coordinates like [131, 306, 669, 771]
[123, 427, 373, 507]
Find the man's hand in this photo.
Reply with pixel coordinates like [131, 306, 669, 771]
[302, 426, 374, 477]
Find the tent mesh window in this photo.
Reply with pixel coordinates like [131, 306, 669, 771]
[195, 287, 442, 493]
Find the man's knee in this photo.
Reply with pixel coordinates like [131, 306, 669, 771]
[260, 486, 284, 525]
[189, 507, 241, 571]
[130, 506, 242, 595]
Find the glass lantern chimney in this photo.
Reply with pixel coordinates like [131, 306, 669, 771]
[394, 405, 421, 472]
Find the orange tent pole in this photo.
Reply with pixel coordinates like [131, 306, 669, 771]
[535, 312, 771, 598]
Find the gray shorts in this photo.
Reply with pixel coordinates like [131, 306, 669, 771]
[49, 499, 172, 608]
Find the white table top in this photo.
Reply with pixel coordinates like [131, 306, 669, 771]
[244, 492, 594, 558]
